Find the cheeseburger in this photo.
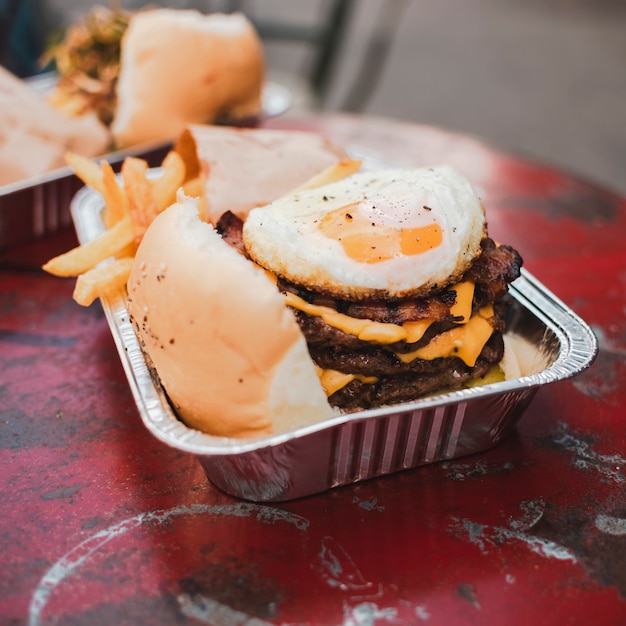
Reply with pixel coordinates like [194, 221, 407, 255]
[127, 165, 522, 438]
[241, 166, 522, 410]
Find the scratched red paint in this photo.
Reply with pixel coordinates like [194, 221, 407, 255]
[1, 115, 625, 625]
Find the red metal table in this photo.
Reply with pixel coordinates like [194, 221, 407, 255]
[1, 114, 625, 626]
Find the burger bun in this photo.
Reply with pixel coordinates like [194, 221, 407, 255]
[127, 192, 335, 438]
[112, 10, 264, 149]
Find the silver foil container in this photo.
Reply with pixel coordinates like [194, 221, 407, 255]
[0, 143, 170, 254]
[70, 183, 597, 502]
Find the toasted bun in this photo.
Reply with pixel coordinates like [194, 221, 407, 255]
[111, 10, 264, 149]
[127, 193, 334, 438]
[189, 124, 346, 224]
[0, 66, 110, 186]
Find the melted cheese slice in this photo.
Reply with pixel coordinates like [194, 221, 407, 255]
[284, 281, 493, 396]
[284, 281, 475, 346]
[317, 368, 378, 396]
[396, 304, 495, 368]
[449, 280, 474, 322]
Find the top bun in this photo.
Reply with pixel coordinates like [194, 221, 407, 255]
[188, 124, 346, 224]
[126, 192, 334, 438]
[111, 10, 264, 149]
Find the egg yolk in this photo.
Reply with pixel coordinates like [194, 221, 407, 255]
[318, 201, 442, 263]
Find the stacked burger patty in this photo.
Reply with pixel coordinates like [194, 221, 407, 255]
[217, 212, 522, 411]
[279, 238, 522, 409]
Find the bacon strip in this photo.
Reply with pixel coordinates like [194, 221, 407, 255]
[279, 238, 522, 323]
[216, 211, 247, 256]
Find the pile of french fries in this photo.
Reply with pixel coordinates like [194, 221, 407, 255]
[42, 137, 205, 306]
[43, 128, 362, 308]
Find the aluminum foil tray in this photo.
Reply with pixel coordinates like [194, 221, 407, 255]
[70, 184, 598, 502]
[0, 143, 169, 254]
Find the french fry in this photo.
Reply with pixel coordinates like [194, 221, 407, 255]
[100, 160, 128, 228]
[46, 90, 79, 115]
[173, 128, 201, 182]
[47, 144, 210, 306]
[65, 152, 105, 196]
[42, 215, 134, 277]
[116, 240, 139, 259]
[182, 175, 209, 221]
[181, 175, 204, 198]
[292, 157, 362, 193]
[73, 257, 135, 306]
[152, 150, 186, 212]
[122, 157, 159, 241]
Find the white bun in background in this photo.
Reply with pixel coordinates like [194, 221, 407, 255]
[126, 193, 334, 439]
[189, 124, 346, 224]
[111, 10, 264, 149]
[0, 66, 110, 186]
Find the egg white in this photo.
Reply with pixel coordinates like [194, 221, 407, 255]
[242, 166, 486, 299]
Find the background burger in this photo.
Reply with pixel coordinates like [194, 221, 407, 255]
[45, 6, 265, 149]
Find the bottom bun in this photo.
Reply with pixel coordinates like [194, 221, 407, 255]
[126, 193, 335, 438]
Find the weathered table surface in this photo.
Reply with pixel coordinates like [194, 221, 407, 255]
[2, 113, 625, 626]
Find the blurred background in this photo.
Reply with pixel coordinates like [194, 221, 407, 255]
[2, 0, 625, 195]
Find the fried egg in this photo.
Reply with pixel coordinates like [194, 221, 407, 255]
[242, 166, 487, 299]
